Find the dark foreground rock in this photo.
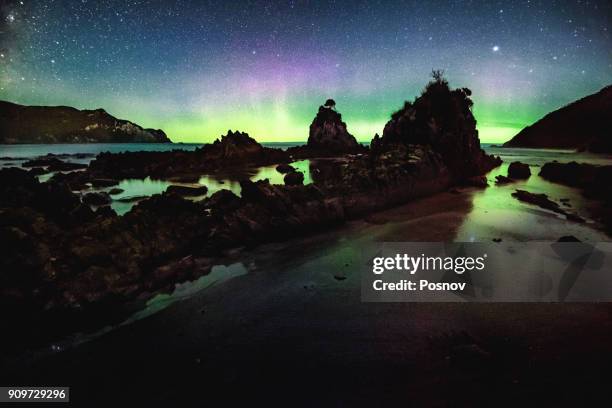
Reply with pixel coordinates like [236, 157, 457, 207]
[82, 192, 112, 206]
[284, 171, 304, 186]
[540, 161, 612, 233]
[495, 175, 514, 185]
[511, 189, 584, 223]
[79, 130, 290, 181]
[508, 161, 531, 179]
[276, 163, 295, 173]
[166, 185, 209, 196]
[22, 156, 88, 171]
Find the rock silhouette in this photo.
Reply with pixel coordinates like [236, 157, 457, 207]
[540, 161, 612, 233]
[301, 100, 365, 156]
[0, 101, 170, 144]
[373, 72, 501, 179]
[503, 85, 612, 153]
[508, 161, 531, 179]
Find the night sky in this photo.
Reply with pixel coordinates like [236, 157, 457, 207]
[1, 1, 610, 143]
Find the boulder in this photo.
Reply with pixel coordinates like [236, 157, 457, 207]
[284, 171, 304, 186]
[83, 192, 111, 206]
[508, 162, 531, 179]
[22, 156, 87, 171]
[91, 178, 119, 187]
[276, 163, 295, 174]
[495, 175, 513, 185]
[166, 185, 209, 197]
[511, 189, 561, 213]
[463, 175, 488, 188]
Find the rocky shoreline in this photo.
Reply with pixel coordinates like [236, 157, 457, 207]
[0, 76, 501, 347]
[539, 161, 612, 233]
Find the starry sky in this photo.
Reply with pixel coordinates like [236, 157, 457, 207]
[1, 0, 610, 143]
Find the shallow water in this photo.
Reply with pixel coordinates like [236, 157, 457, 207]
[0, 142, 317, 214]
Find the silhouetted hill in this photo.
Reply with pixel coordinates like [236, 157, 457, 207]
[0, 101, 170, 144]
[503, 85, 612, 153]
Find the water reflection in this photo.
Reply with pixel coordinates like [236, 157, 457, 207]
[455, 148, 612, 242]
[107, 159, 313, 215]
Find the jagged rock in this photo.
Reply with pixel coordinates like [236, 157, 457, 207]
[166, 185, 209, 196]
[83, 192, 111, 206]
[303, 100, 365, 156]
[91, 178, 119, 187]
[511, 189, 584, 223]
[0, 101, 170, 144]
[508, 162, 531, 179]
[540, 161, 612, 194]
[28, 167, 49, 176]
[373, 72, 501, 179]
[284, 171, 304, 186]
[22, 156, 87, 171]
[540, 161, 612, 233]
[276, 163, 295, 173]
[512, 190, 561, 212]
[463, 175, 488, 188]
[0, 167, 94, 225]
[495, 175, 514, 185]
[108, 188, 124, 195]
[86, 130, 289, 180]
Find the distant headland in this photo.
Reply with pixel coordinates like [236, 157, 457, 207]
[504, 85, 612, 153]
[0, 101, 170, 144]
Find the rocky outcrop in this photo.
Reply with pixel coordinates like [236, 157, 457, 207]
[0, 100, 170, 144]
[289, 100, 365, 157]
[372, 72, 501, 179]
[22, 155, 88, 172]
[276, 163, 295, 174]
[284, 171, 304, 186]
[511, 189, 584, 223]
[166, 185, 209, 196]
[539, 161, 612, 233]
[74, 130, 290, 181]
[503, 85, 612, 153]
[507, 162, 531, 179]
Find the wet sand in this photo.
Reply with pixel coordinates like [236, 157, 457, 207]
[4, 186, 612, 406]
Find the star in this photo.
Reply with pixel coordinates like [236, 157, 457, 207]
[492, 45, 499, 52]
[7, 14, 16, 23]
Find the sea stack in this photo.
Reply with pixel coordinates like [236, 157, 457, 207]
[372, 71, 501, 180]
[306, 99, 365, 156]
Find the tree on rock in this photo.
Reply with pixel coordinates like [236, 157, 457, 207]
[324, 99, 336, 110]
[306, 99, 364, 156]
